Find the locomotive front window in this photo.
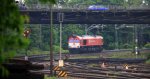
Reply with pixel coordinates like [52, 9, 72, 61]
[69, 39, 74, 43]
[83, 40, 87, 45]
[75, 40, 79, 43]
[69, 39, 79, 43]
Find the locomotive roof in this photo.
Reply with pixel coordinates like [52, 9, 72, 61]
[76, 35, 103, 39]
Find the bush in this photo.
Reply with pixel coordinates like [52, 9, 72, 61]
[62, 50, 69, 53]
[144, 43, 150, 48]
[53, 45, 60, 53]
[147, 53, 150, 59]
[16, 49, 26, 54]
[122, 43, 133, 49]
[146, 52, 150, 64]
[28, 47, 42, 55]
[146, 59, 150, 64]
[41, 44, 50, 51]
[53, 45, 69, 53]
[108, 43, 115, 50]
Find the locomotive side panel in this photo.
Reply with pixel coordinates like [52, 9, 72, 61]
[86, 39, 103, 46]
[80, 37, 103, 46]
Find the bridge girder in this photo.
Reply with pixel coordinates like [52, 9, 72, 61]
[20, 10, 150, 24]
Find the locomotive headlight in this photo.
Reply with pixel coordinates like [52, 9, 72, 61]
[23, 33, 26, 37]
[27, 30, 30, 33]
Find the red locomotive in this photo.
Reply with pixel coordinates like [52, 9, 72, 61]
[68, 35, 103, 53]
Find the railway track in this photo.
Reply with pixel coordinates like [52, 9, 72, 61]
[32, 58, 149, 78]
[13, 49, 150, 78]
[15, 48, 150, 61]
[65, 58, 146, 64]
[63, 62, 150, 79]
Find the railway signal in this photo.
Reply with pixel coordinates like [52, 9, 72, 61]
[23, 28, 31, 38]
[23, 28, 31, 60]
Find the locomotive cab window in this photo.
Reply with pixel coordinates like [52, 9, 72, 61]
[83, 40, 87, 45]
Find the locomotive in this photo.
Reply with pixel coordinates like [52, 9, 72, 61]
[68, 35, 103, 53]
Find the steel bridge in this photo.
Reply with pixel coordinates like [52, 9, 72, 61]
[21, 10, 150, 24]
[20, 4, 150, 24]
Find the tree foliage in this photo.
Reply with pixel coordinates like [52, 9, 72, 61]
[25, 0, 56, 4]
[0, 0, 29, 76]
[0, 0, 57, 77]
[39, 0, 56, 4]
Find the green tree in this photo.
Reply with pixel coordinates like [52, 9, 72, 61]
[0, 0, 28, 76]
[0, 0, 56, 77]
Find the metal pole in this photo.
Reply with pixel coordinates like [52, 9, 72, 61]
[115, 24, 118, 50]
[85, 25, 88, 35]
[39, 24, 42, 49]
[49, 4, 53, 76]
[86, 29, 88, 35]
[135, 25, 138, 56]
[59, 12, 63, 60]
[133, 25, 135, 52]
[59, 22, 62, 60]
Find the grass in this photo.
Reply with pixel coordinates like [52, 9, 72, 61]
[107, 51, 150, 64]
[70, 51, 149, 59]
[146, 59, 150, 64]
[26, 49, 69, 56]
[71, 55, 99, 59]
[44, 75, 57, 79]
[109, 52, 147, 58]
[69, 50, 150, 65]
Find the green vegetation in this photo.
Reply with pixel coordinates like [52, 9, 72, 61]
[0, 0, 56, 77]
[146, 52, 150, 64]
[144, 43, 150, 48]
[0, 0, 29, 76]
[109, 52, 148, 58]
[146, 59, 150, 64]
[70, 51, 150, 59]
[21, 24, 150, 55]
[71, 55, 99, 59]
[44, 75, 57, 79]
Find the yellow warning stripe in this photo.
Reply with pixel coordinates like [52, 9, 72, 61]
[55, 68, 60, 71]
[58, 71, 63, 76]
[53, 66, 58, 70]
[58, 71, 67, 77]
[64, 74, 67, 77]
[60, 71, 66, 77]
[53, 66, 60, 71]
